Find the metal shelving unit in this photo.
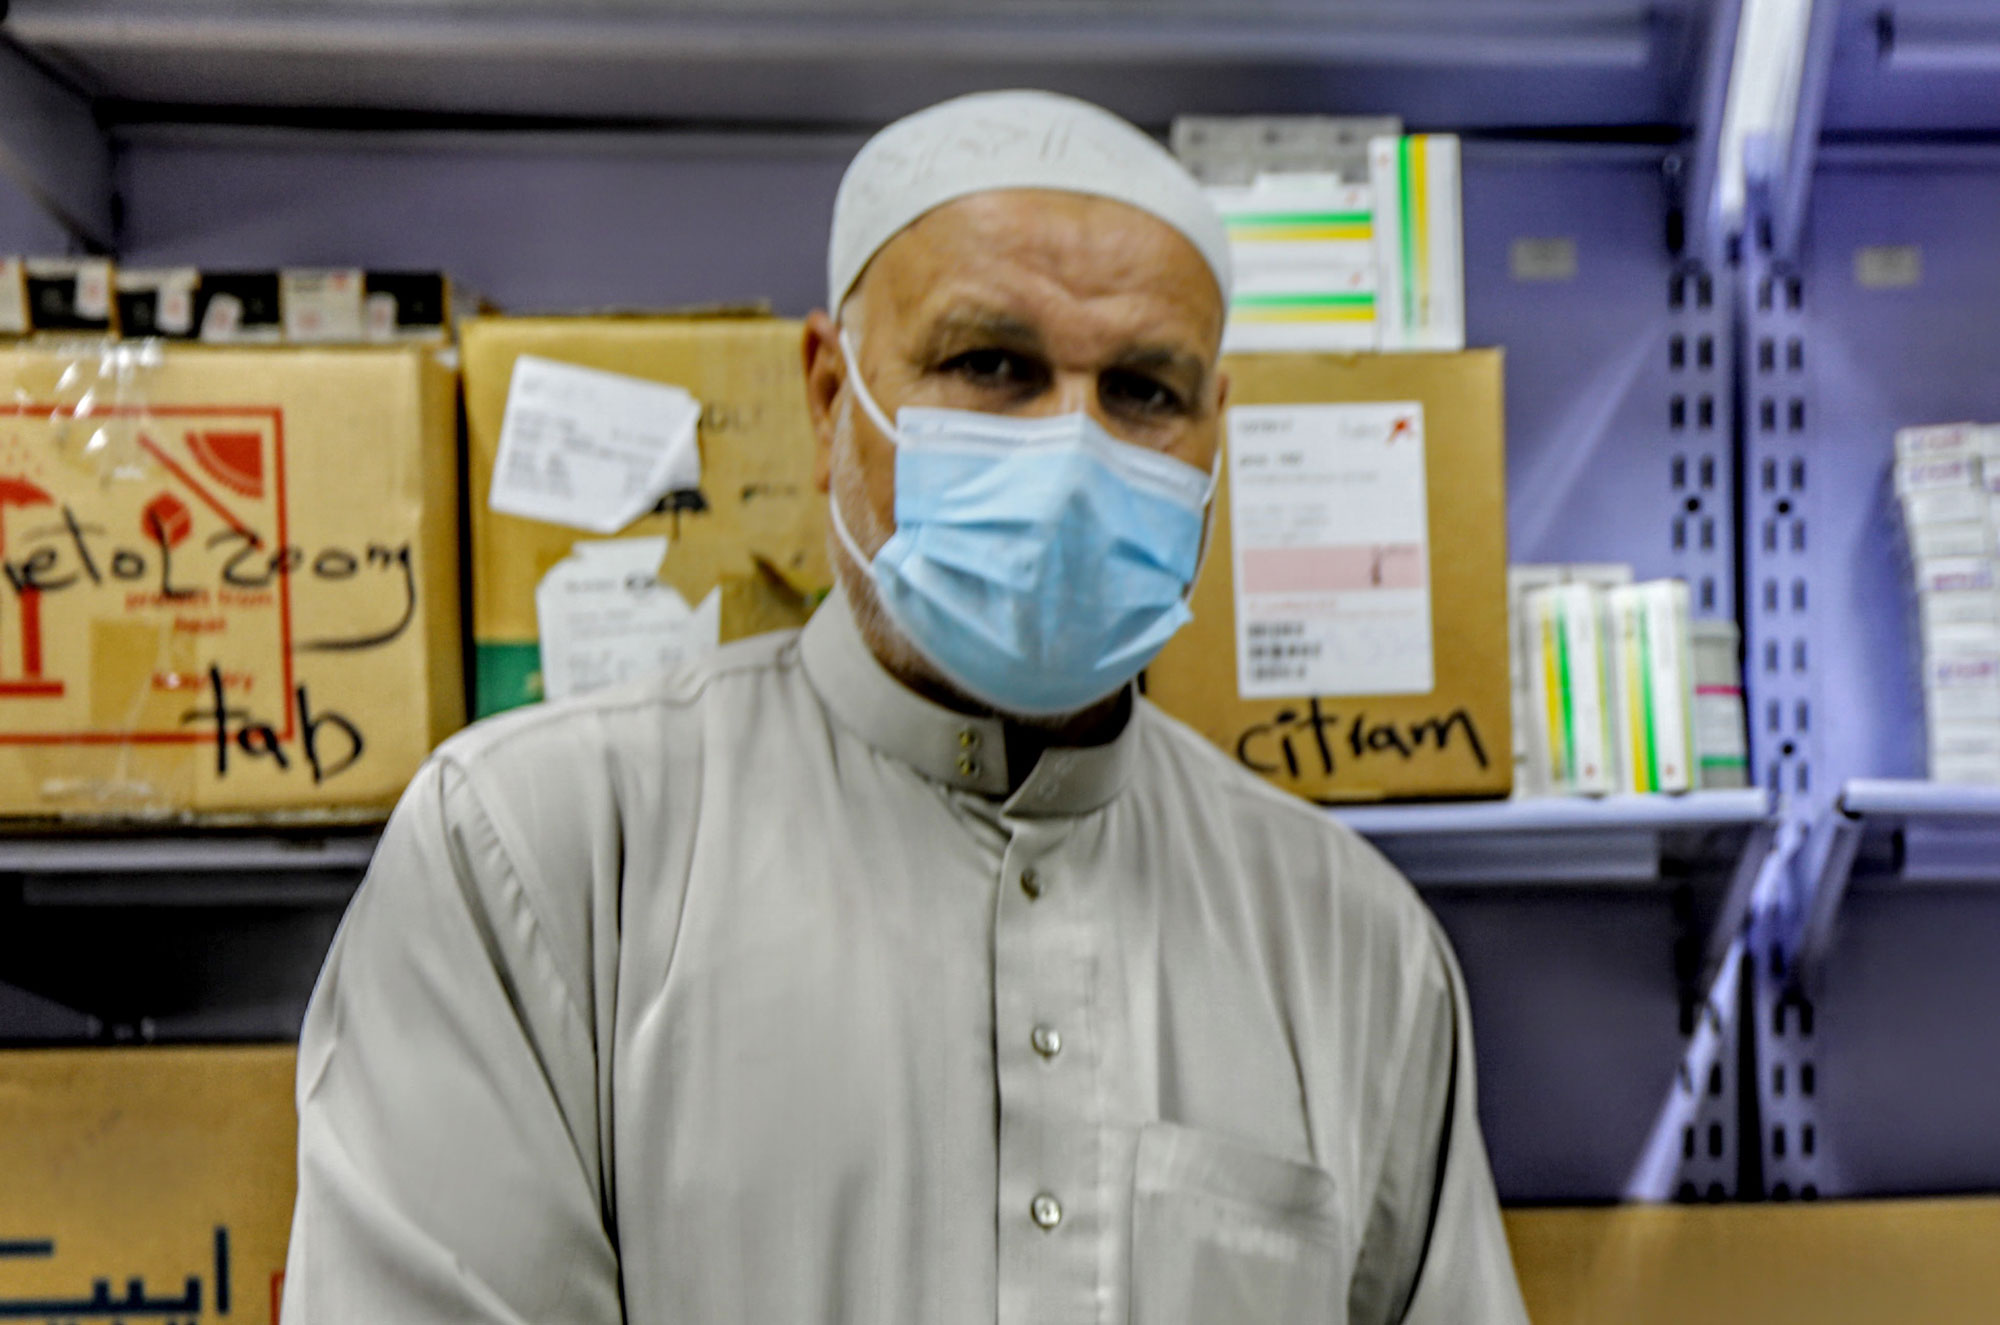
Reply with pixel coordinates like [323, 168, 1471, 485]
[1736, 0, 2000, 1202]
[0, 0, 1788, 1202]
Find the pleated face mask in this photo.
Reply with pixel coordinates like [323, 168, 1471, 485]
[830, 331, 1216, 717]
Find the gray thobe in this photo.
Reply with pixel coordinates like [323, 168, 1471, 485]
[283, 589, 1528, 1324]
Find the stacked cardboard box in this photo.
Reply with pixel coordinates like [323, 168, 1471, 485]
[461, 315, 831, 718]
[0, 1047, 297, 1321]
[1173, 121, 1465, 354]
[1895, 423, 2000, 783]
[1144, 350, 1511, 802]
[0, 342, 462, 820]
[1508, 566, 1733, 797]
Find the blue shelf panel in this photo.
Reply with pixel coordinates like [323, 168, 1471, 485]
[1744, 147, 2000, 808]
[1823, 0, 2000, 134]
[7, 0, 1713, 129]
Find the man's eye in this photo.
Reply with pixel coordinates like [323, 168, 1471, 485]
[941, 349, 1045, 390]
[1100, 370, 1185, 416]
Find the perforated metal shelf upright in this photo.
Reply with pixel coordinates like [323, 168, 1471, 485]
[0, 0, 1776, 1202]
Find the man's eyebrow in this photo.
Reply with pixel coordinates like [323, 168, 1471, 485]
[918, 309, 1045, 360]
[917, 311, 1208, 385]
[1114, 344, 1208, 385]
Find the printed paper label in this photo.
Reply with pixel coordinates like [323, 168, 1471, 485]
[490, 355, 702, 534]
[72, 261, 112, 320]
[1228, 401, 1432, 698]
[199, 293, 244, 342]
[535, 537, 720, 702]
[280, 269, 366, 343]
[156, 281, 196, 335]
[364, 291, 400, 342]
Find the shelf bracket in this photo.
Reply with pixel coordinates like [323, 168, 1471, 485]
[1790, 807, 1863, 997]
[1765, 0, 1840, 264]
[1702, 817, 1780, 991]
[0, 40, 114, 251]
[1682, 0, 1745, 265]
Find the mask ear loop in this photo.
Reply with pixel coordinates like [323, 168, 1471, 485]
[828, 326, 901, 572]
[838, 327, 903, 449]
[1182, 437, 1225, 602]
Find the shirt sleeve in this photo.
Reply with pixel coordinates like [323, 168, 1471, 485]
[281, 757, 623, 1323]
[1348, 916, 1529, 1325]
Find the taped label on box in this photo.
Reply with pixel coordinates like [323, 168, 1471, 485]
[535, 537, 720, 702]
[1228, 401, 1432, 698]
[491, 355, 702, 534]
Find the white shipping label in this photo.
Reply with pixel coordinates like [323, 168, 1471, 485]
[491, 354, 703, 534]
[535, 537, 721, 702]
[1228, 401, 1432, 698]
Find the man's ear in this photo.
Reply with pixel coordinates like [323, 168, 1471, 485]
[1215, 367, 1230, 415]
[803, 309, 845, 495]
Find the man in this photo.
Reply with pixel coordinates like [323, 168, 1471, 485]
[283, 90, 1528, 1323]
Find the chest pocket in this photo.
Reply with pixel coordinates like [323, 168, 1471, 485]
[1130, 1122, 1348, 1325]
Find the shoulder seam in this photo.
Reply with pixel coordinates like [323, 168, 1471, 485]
[458, 634, 801, 764]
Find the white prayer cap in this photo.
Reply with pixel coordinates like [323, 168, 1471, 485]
[827, 90, 1231, 311]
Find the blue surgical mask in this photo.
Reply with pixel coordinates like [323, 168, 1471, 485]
[830, 330, 1216, 717]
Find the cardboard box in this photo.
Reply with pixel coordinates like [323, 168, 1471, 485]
[1506, 563, 1631, 797]
[1208, 175, 1380, 353]
[1369, 135, 1465, 352]
[1524, 583, 1615, 796]
[0, 1046, 297, 1325]
[462, 315, 831, 717]
[1506, 1199, 2000, 1325]
[1144, 349, 1509, 801]
[0, 343, 461, 820]
[1604, 580, 1697, 794]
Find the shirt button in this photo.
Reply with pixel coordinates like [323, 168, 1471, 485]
[957, 754, 979, 776]
[1019, 867, 1042, 900]
[1030, 1193, 1063, 1230]
[1031, 1025, 1062, 1059]
[958, 729, 980, 749]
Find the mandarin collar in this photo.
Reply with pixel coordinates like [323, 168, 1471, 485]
[799, 586, 1137, 818]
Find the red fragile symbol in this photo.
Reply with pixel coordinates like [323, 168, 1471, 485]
[144, 492, 193, 547]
